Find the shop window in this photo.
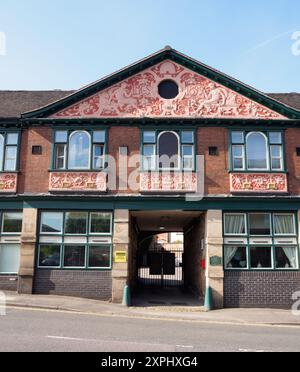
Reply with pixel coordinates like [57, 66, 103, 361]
[0, 132, 19, 172]
[2, 212, 23, 234]
[38, 211, 113, 270]
[231, 131, 284, 172]
[53, 130, 106, 171]
[142, 130, 195, 171]
[38, 245, 61, 268]
[0, 244, 20, 274]
[224, 212, 299, 271]
[0, 211, 22, 274]
[249, 213, 271, 235]
[224, 246, 247, 269]
[224, 214, 246, 235]
[250, 246, 272, 269]
[275, 246, 298, 269]
[273, 214, 295, 235]
[88, 246, 111, 268]
[63, 245, 86, 268]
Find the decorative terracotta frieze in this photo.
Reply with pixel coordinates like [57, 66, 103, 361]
[230, 173, 288, 193]
[140, 172, 197, 193]
[49, 172, 107, 192]
[0, 173, 18, 193]
[51, 60, 285, 120]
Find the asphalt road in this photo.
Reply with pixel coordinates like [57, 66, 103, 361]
[0, 307, 300, 352]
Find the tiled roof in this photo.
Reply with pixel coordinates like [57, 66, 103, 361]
[0, 90, 299, 119]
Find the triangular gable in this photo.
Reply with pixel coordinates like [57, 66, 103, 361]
[50, 60, 285, 120]
[22, 47, 300, 120]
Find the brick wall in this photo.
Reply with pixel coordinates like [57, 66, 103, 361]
[198, 127, 230, 195]
[108, 126, 140, 194]
[224, 271, 300, 309]
[0, 275, 18, 291]
[285, 128, 300, 195]
[18, 127, 52, 194]
[34, 269, 112, 301]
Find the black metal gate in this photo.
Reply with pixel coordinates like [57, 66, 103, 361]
[137, 243, 184, 287]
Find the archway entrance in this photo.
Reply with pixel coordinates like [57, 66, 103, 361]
[130, 211, 204, 307]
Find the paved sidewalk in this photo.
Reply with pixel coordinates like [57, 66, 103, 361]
[3, 291, 300, 326]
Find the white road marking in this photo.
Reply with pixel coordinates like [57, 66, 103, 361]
[47, 336, 194, 350]
[239, 348, 269, 353]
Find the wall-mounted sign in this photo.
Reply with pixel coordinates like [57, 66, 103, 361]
[210, 256, 222, 267]
[114, 251, 127, 264]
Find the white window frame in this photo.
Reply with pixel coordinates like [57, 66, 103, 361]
[40, 212, 64, 236]
[273, 213, 296, 236]
[89, 212, 113, 236]
[37, 244, 62, 269]
[274, 245, 299, 270]
[157, 131, 181, 171]
[246, 132, 269, 171]
[224, 245, 249, 270]
[182, 144, 194, 171]
[62, 244, 87, 269]
[64, 212, 89, 236]
[232, 144, 246, 171]
[270, 145, 283, 171]
[224, 213, 247, 236]
[87, 244, 112, 270]
[249, 212, 272, 237]
[68, 130, 91, 170]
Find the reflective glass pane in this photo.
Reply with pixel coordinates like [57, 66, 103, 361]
[0, 244, 20, 273]
[225, 246, 247, 269]
[143, 131, 156, 144]
[269, 132, 282, 144]
[181, 131, 194, 144]
[88, 245, 111, 268]
[4, 147, 17, 171]
[158, 132, 179, 169]
[90, 213, 112, 234]
[224, 214, 246, 235]
[249, 214, 271, 235]
[41, 212, 63, 234]
[55, 131, 68, 143]
[232, 132, 244, 144]
[65, 212, 88, 235]
[182, 145, 193, 156]
[274, 214, 295, 235]
[247, 133, 268, 170]
[2, 212, 22, 233]
[68, 131, 91, 169]
[232, 145, 243, 157]
[6, 133, 18, 145]
[39, 245, 61, 267]
[63, 245, 86, 267]
[93, 131, 106, 143]
[0, 135, 4, 170]
[275, 246, 297, 269]
[250, 246, 272, 268]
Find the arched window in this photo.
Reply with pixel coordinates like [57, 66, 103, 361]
[158, 131, 180, 170]
[0, 135, 4, 171]
[68, 131, 91, 170]
[246, 132, 268, 170]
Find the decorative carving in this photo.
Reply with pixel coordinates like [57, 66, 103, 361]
[230, 173, 288, 193]
[49, 172, 107, 192]
[51, 60, 284, 120]
[140, 172, 197, 193]
[0, 174, 17, 193]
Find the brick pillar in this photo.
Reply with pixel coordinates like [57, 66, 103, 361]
[205, 210, 224, 309]
[18, 208, 38, 294]
[112, 210, 129, 303]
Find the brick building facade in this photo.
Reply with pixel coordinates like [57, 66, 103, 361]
[0, 47, 300, 308]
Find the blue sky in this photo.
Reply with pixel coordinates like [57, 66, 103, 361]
[0, 0, 299, 92]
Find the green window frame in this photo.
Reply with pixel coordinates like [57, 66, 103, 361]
[141, 129, 196, 171]
[37, 211, 113, 270]
[0, 131, 21, 172]
[52, 129, 107, 171]
[230, 130, 285, 172]
[0, 210, 23, 274]
[223, 212, 299, 271]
